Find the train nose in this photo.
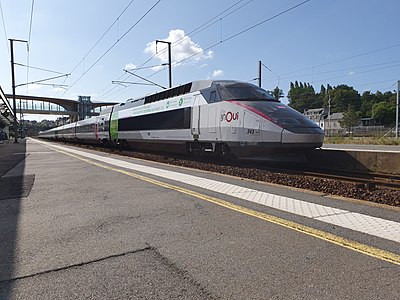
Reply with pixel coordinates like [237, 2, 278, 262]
[281, 129, 324, 148]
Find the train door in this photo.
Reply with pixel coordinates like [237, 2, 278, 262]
[94, 117, 99, 140]
[208, 107, 217, 133]
[243, 111, 261, 138]
[191, 95, 201, 138]
[208, 91, 218, 134]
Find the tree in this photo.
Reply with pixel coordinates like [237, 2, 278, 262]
[372, 100, 396, 126]
[339, 105, 361, 134]
[360, 91, 376, 118]
[287, 81, 320, 112]
[330, 85, 361, 113]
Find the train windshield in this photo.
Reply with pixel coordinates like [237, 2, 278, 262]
[218, 83, 276, 101]
[243, 101, 322, 132]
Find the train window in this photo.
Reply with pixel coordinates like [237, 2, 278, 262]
[242, 101, 321, 131]
[209, 91, 216, 103]
[218, 83, 275, 101]
[119, 107, 191, 131]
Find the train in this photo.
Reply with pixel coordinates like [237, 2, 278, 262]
[38, 80, 324, 159]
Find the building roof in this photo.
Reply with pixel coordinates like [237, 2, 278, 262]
[326, 112, 343, 120]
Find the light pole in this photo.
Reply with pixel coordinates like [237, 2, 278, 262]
[328, 91, 331, 137]
[156, 40, 172, 88]
[9, 38, 28, 143]
[396, 80, 399, 139]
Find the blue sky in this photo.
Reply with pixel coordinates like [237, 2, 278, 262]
[1, 0, 399, 120]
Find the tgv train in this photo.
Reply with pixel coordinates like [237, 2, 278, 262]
[38, 80, 324, 159]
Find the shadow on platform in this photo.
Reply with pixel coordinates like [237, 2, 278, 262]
[0, 139, 32, 299]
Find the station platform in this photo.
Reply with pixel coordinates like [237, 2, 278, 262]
[307, 143, 400, 174]
[0, 138, 399, 299]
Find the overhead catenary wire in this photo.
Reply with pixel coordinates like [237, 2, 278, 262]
[118, 0, 254, 83]
[280, 43, 400, 77]
[69, 0, 137, 75]
[15, 73, 70, 88]
[56, 0, 138, 98]
[0, 0, 9, 54]
[168, 0, 311, 71]
[61, 0, 163, 97]
[102, 0, 309, 102]
[14, 62, 67, 75]
[309, 63, 400, 86]
[26, 0, 35, 94]
[27, 0, 34, 47]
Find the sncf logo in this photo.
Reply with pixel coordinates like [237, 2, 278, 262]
[221, 111, 239, 122]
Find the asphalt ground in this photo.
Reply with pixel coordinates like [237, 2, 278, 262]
[0, 138, 399, 299]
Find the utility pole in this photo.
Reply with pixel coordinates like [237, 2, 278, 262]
[396, 80, 399, 138]
[328, 91, 331, 137]
[156, 40, 172, 88]
[258, 60, 262, 87]
[9, 39, 28, 143]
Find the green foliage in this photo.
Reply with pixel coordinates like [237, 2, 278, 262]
[372, 100, 396, 126]
[329, 85, 361, 113]
[288, 80, 396, 127]
[288, 81, 321, 112]
[339, 105, 361, 132]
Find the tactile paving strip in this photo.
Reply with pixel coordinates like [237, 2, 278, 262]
[42, 142, 400, 243]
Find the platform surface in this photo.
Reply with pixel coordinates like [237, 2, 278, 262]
[0, 138, 399, 299]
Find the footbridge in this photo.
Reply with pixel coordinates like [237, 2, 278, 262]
[5, 94, 118, 121]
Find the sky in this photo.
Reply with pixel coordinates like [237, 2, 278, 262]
[1, 0, 400, 120]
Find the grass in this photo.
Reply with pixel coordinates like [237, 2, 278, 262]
[324, 136, 400, 145]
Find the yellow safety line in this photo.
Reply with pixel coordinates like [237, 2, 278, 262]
[44, 143, 400, 266]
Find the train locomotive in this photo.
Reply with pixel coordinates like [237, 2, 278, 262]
[39, 80, 324, 159]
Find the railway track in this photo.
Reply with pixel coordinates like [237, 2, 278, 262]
[251, 164, 400, 191]
[305, 170, 400, 190]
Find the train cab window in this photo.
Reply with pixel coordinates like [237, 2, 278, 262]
[209, 91, 217, 103]
[218, 83, 275, 101]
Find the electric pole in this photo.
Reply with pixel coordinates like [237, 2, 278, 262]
[10, 39, 18, 143]
[258, 60, 262, 87]
[396, 80, 399, 138]
[156, 40, 172, 88]
[9, 39, 28, 142]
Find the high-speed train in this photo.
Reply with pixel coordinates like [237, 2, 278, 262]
[39, 80, 324, 159]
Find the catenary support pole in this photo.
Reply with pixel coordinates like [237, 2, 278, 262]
[396, 80, 399, 138]
[9, 38, 28, 143]
[156, 40, 172, 88]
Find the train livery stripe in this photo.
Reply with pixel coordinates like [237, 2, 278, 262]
[110, 112, 119, 140]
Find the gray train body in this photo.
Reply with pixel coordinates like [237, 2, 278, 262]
[39, 80, 324, 159]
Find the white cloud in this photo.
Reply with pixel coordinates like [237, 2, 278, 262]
[348, 71, 355, 75]
[144, 29, 213, 69]
[211, 69, 224, 78]
[125, 63, 137, 71]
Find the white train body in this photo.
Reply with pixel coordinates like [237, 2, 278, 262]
[39, 80, 324, 158]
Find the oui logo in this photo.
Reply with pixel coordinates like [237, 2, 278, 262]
[221, 111, 239, 122]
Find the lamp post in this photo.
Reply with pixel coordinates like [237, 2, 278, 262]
[396, 80, 399, 139]
[9, 38, 28, 143]
[156, 40, 172, 88]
